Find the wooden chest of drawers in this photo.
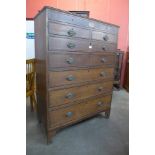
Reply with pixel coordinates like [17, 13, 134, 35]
[34, 6, 119, 143]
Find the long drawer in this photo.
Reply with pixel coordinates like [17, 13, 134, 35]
[48, 81, 113, 107]
[48, 52, 115, 68]
[48, 95, 112, 128]
[47, 9, 118, 34]
[48, 67, 114, 87]
[48, 22, 90, 39]
[48, 37, 116, 52]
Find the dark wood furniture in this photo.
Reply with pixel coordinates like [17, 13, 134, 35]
[113, 49, 124, 90]
[34, 6, 119, 143]
[69, 11, 89, 17]
[124, 51, 129, 92]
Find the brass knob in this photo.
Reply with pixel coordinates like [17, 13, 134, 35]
[67, 43, 76, 49]
[97, 101, 104, 106]
[103, 35, 109, 41]
[100, 71, 106, 77]
[66, 112, 73, 117]
[98, 87, 103, 91]
[67, 29, 76, 37]
[65, 92, 75, 99]
[66, 75, 76, 81]
[66, 57, 74, 64]
[101, 58, 106, 63]
[102, 47, 106, 51]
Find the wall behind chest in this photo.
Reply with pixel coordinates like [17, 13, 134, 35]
[26, 20, 35, 59]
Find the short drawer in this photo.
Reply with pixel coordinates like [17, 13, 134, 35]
[89, 21, 118, 34]
[48, 81, 113, 107]
[48, 37, 90, 51]
[90, 53, 116, 66]
[48, 67, 114, 87]
[106, 26, 118, 34]
[48, 52, 115, 68]
[92, 30, 117, 43]
[48, 22, 90, 39]
[48, 95, 111, 128]
[91, 41, 117, 52]
[48, 53, 89, 68]
[48, 9, 89, 28]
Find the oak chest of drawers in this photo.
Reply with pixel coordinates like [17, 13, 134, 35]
[34, 6, 119, 143]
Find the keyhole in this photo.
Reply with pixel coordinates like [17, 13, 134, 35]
[89, 43, 92, 49]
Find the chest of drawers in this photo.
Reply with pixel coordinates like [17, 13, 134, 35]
[34, 6, 119, 143]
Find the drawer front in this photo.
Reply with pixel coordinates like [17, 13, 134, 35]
[80, 95, 111, 116]
[90, 53, 116, 66]
[48, 53, 115, 68]
[48, 81, 113, 107]
[107, 26, 118, 34]
[48, 37, 90, 51]
[48, 95, 111, 128]
[48, 53, 90, 68]
[91, 41, 117, 52]
[48, 37, 116, 52]
[92, 31, 117, 43]
[48, 9, 89, 28]
[48, 68, 114, 87]
[48, 22, 90, 39]
[89, 21, 118, 34]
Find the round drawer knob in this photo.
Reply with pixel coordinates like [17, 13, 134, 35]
[97, 101, 104, 106]
[67, 43, 76, 49]
[66, 57, 74, 64]
[65, 92, 75, 99]
[103, 35, 109, 41]
[102, 47, 106, 51]
[66, 111, 73, 117]
[98, 87, 103, 91]
[66, 75, 76, 81]
[101, 58, 106, 63]
[100, 71, 106, 77]
[67, 29, 76, 37]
